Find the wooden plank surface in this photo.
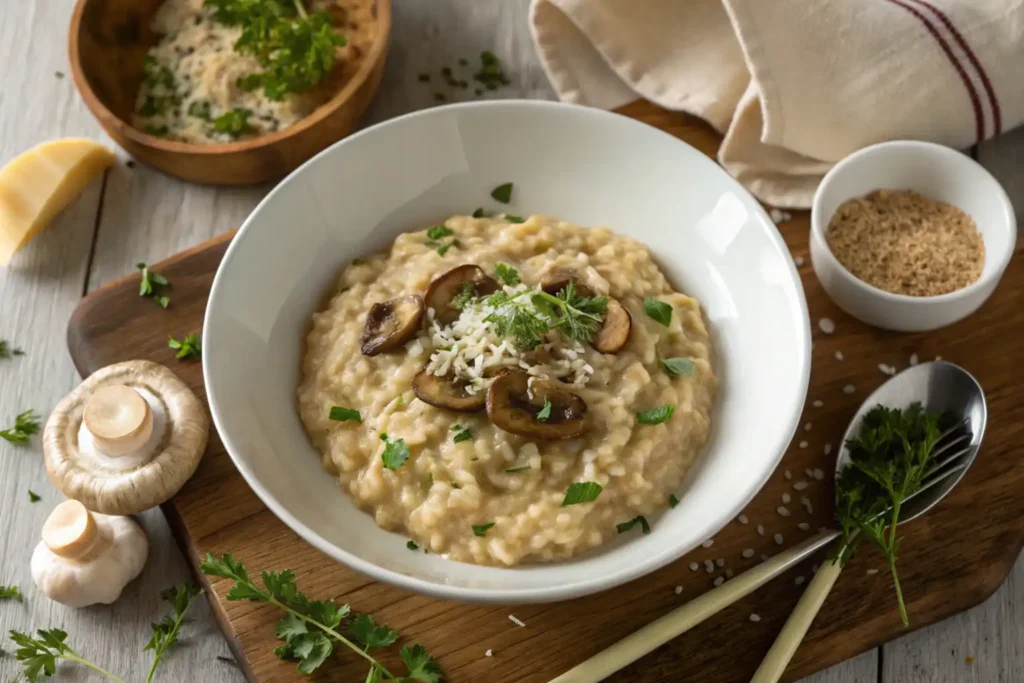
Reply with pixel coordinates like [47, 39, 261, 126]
[1, 1, 1022, 682]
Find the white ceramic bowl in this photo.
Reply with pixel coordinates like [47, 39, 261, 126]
[203, 101, 811, 604]
[810, 140, 1016, 332]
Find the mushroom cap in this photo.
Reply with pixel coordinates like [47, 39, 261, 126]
[44, 360, 209, 515]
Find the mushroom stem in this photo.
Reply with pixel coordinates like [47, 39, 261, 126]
[83, 385, 154, 456]
[42, 500, 106, 559]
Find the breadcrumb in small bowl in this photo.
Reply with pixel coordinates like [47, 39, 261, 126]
[810, 140, 1016, 332]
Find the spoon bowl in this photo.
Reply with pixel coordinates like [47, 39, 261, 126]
[834, 360, 987, 523]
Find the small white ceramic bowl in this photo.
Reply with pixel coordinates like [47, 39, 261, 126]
[203, 101, 811, 604]
[810, 140, 1016, 332]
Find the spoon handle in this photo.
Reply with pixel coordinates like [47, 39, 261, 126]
[749, 560, 844, 683]
[547, 529, 839, 683]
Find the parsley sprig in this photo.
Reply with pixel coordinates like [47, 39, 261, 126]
[0, 585, 23, 602]
[483, 282, 608, 349]
[137, 263, 171, 308]
[0, 409, 41, 446]
[9, 629, 126, 683]
[0, 340, 25, 359]
[168, 333, 202, 360]
[833, 403, 944, 626]
[206, 0, 347, 101]
[200, 553, 442, 681]
[144, 582, 203, 683]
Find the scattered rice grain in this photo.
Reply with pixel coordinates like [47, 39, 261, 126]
[842, 384, 856, 395]
[757, 524, 765, 536]
[485, 649, 494, 657]
[910, 353, 919, 366]
[795, 576, 805, 586]
[702, 539, 715, 548]
[793, 481, 809, 491]
[713, 576, 725, 587]
[716, 558, 725, 568]
[777, 506, 791, 517]
[675, 585, 683, 595]
[509, 615, 526, 627]
[742, 548, 755, 559]
[835, 351, 844, 361]
[819, 318, 836, 334]
[738, 514, 749, 525]
[689, 562, 699, 572]
[782, 493, 791, 504]
[866, 568, 879, 575]
[749, 613, 762, 622]
[813, 400, 824, 408]
[798, 522, 811, 531]
[784, 470, 793, 480]
[774, 533, 784, 545]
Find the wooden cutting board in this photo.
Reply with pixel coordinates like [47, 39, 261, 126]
[67, 102, 1024, 683]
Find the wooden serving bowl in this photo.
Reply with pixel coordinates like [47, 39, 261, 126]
[68, 0, 390, 185]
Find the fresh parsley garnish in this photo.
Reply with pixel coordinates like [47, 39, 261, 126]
[536, 398, 552, 421]
[145, 582, 203, 683]
[213, 108, 252, 138]
[482, 290, 551, 349]
[0, 340, 25, 359]
[471, 208, 487, 218]
[538, 282, 608, 344]
[483, 282, 608, 349]
[833, 402, 944, 626]
[329, 406, 361, 423]
[207, 0, 347, 101]
[451, 281, 476, 311]
[616, 515, 651, 535]
[10, 628, 126, 682]
[636, 404, 675, 425]
[490, 182, 513, 204]
[643, 297, 672, 327]
[426, 225, 453, 240]
[379, 433, 410, 470]
[187, 100, 212, 121]
[0, 585, 23, 602]
[660, 358, 694, 377]
[452, 427, 473, 443]
[28, 489, 41, 503]
[561, 481, 603, 506]
[0, 409, 41, 446]
[504, 214, 525, 223]
[168, 333, 202, 360]
[494, 263, 520, 286]
[200, 553, 441, 681]
[137, 262, 171, 307]
[406, 540, 419, 551]
[668, 493, 680, 508]
[471, 522, 495, 537]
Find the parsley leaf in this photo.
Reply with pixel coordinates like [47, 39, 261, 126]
[406, 540, 419, 551]
[451, 281, 476, 311]
[471, 208, 487, 218]
[426, 225, 453, 240]
[0, 340, 25, 359]
[490, 182, 513, 203]
[504, 214, 525, 223]
[168, 333, 202, 360]
[561, 481, 603, 506]
[453, 428, 473, 443]
[536, 398, 552, 421]
[494, 263, 520, 286]
[660, 357, 694, 377]
[0, 409, 41, 446]
[616, 515, 651, 535]
[137, 263, 171, 307]
[537, 282, 609, 343]
[10, 628, 122, 683]
[329, 406, 361, 423]
[213, 107, 252, 137]
[473, 50, 511, 92]
[0, 585, 23, 602]
[401, 643, 443, 683]
[380, 433, 410, 469]
[144, 582, 203, 683]
[28, 489, 41, 503]
[636, 404, 675, 425]
[471, 522, 495, 537]
[833, 402, 945, 626]
[669, 493, 680, 508]
[643, 297, 672, 326]
[347, 614, 399, 650]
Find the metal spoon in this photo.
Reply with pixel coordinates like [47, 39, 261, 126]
[749, 360, 987, 682]
[548, 361, 986, 683]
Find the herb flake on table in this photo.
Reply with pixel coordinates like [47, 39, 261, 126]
[208, 0, 347, 101]
[406, 540, 419, 551]
[379, 433, 410, 470]
[472, 522, 495, 537]
[0, 340, 25, 359]
[28, 489, 41, 503]
[0, 409, 41, 446]
[168, 334, 202, 360]
[643, 297, 672, 326]
[329, 406, 361, 423]
[495, 263, 520, 286]
[0, 585, 23, 602]
[490, 182, 513, 204]
[637, 404, 675, 425]
[536, 398, 552, 421]
[137, 263, 171, 307]
[833, 402, 944, 626]
[661, 357, 694, 377]
[144, 582, 203, 683]
[200, 553, 441, 681]
[561, 481, 603, 506]
[616, 515, 650, 535]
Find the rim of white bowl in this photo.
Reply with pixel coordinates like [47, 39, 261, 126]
[203, 99, 812, 603]
[811, 140, 1017, 305]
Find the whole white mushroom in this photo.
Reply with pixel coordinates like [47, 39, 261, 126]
[43, 360, 209, 514]
[31, 500, 148, 608]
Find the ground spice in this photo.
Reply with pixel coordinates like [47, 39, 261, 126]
[826, 189, 985, 297]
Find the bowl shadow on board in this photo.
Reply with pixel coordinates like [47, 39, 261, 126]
[241, 191, 730, 580]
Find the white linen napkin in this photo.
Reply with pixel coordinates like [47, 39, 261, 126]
[530, 0, 1024, 208]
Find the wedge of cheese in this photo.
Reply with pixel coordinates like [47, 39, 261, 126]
[0, 138, 116, 265]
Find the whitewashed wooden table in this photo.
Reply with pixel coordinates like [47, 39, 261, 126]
[1, 1, 1020, 681]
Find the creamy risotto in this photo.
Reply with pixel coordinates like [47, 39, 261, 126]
[297, 215, 716, 566]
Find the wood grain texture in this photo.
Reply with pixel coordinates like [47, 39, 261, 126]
[63, 99, 1024, 683]
[68, 0, 390, 185]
